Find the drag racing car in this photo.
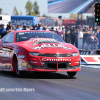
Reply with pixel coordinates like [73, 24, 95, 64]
[0, 30, 81, 77]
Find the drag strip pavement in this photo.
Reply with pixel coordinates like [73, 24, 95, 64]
[0, 67, 100, 100]
[48, 0, 88, 13]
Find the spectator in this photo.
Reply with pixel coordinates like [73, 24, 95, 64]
[70, 26, 78, 47]
[93, 27, 97, 33]
[78, 28, 83, 39]
[31, 25, 36, 30]
[86, 35, 98, 50]
[50, 27, 55, 31]
[43, 26, 46, 30]
[74, 27, 78, 48]
[70, 26, 74, 44]
[55, 28, 58, 34]
[15, 24, 22, 31]
[82, 26, 89, 49]
[27, 26, 31, 30]
[86, 27, 94, 41]
[6, 22, 13, 33]
[43, 26, 49, 31]
[35, 24, 38, 28]
[95, 28, 99, 39]
[11, 25, 15, 31]
[64, 30, 71, 43]
[62, 26, 66, 39]
[35, 23, 43, 30]
[57, 26, 64, 39]
[0, 24, 6, 38]
[22, 24, 29, 30]
[87, 25, 90, 30]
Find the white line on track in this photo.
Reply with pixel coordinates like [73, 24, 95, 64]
[81, 65, 100, 69]
[81, 61, 100, 69]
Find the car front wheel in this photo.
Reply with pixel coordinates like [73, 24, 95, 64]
[67, 72, 77, 77]
[15, 57, 24, 76]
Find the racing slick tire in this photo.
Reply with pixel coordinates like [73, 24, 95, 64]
[67, 72, 77, 77]
[14, 56, 24, 77]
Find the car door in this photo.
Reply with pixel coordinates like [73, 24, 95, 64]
[1, 33, 14, 71]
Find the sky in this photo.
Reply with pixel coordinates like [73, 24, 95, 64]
[0, 0, 93, 19]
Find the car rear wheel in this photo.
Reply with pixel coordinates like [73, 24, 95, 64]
[67, 72, 77, 77]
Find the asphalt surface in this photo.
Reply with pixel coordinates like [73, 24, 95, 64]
[0, 67, 100, 100]
[48, 0, 88, 13]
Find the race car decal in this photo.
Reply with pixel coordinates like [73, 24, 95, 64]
[0, 63, 13, 71]
[18, 55, 25, 59]
[22, 63, 27, 66]
[32, 39, 59, 45]
[18, 60, 27, 70]
[32, 44, 73, 50]
[1, 52, 9, 58]
[81, 55, 100, 64]
[42, 58, 71, 62]
[15, 49, 19, 54]
[27, 38, 57, 43]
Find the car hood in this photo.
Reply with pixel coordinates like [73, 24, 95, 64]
[21, 38, 79, 54]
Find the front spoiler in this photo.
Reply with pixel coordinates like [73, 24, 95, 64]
[26, 67, 81, 72]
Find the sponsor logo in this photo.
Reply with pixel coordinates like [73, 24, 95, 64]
[0, 64, 13, 71]
[32, 44, 72, 50]
[15, 49, 19, 53]
[32, 39, 58, 45]
[30, 61, 38, 64]
[22, 63, 27, 66]
[11, 19, 35, 27]
[42, 58, 71, 62]
[1, 58, 9, 60]
[18, 55, 25, 59]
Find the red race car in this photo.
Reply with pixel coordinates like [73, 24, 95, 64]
[0, 30, 81, 77]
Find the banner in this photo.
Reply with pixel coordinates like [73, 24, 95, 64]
[40, 18, 55, 26]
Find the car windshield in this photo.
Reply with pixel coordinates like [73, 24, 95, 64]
[16, 32, 65, 42]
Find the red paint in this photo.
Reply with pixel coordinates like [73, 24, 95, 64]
[0, 30, 81, 73]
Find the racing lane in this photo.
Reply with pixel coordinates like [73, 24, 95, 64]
[0, 67, 100, 100]
[48, 0, 88, 13]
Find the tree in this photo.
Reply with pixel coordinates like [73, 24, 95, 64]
[33, 1, 40, 16]
[31, 11, 36, 16]
[25, 0, 33, 15]
[12, 6, 19, 15]
[42, 13, 47, 17]
[20, 11, 23, 15]
[0, 8, 2, 14]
